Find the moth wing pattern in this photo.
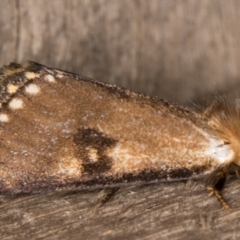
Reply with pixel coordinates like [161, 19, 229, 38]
[0, 61, 234, 195]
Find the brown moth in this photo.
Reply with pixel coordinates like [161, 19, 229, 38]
[0, 62, 239, 209]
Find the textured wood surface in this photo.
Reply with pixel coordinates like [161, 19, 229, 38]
[1, 181, 240, 239]
[1, 1, 240, 239]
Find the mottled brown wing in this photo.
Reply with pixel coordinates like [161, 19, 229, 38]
[0, 62, 231, 193]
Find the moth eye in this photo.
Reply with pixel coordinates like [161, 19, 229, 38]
[217, 141, 230, 147]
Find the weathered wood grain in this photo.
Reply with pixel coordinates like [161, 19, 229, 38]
[1, 1, 240, 239]
[1, 180, 240, 240]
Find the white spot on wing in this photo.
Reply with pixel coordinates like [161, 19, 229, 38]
[25, 84, 40, 95]
[55, 70, 65, 78]
[9, 98, 23, 110]
[45, 74, 56, 82]
[56, 74, 64, 79]
[0, 114, 9, 122]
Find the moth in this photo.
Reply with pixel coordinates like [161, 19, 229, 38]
[0, 61, 239, 209]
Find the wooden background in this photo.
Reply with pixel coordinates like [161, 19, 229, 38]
[1, 1, 240, 239]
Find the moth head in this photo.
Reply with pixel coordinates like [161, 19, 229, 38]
[207, 97, 240, 166]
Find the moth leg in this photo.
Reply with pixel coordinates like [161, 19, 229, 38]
[232, 163, 240, 179]
[99, 187, 120, 206]
[206, 167, 232, 210]
[207, 187, 232, 210]
[92, 187, 120, 211]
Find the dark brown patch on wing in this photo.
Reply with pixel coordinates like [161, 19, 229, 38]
[73, 127, 118, 175]
[74, 165, 209, 189]
[0, 165, 209, 194]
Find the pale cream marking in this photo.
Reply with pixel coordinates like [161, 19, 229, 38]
[25, 72, 39, 79]
[9, 98, 23, 110]
[107, 143, 150, 173]
[25, 84, 40, 95]
[45, 74, 56, 83]
[55, 70, 65, 79]
[7, 84, 19, 94]
[0, 103, 2, 108]
[107, 134, 220, 174]
[57, 157, 82, 176]
[88, 148, 99, 163]
[205, 136, 234, 164]
[0, 114, 9, 122]
[193, 125, 235, 164]
[4, 68, 24, 77]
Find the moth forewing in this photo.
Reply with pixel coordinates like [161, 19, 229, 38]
[0, 61, 238, 209]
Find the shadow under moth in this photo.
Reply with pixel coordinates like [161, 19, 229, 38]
[0, 61, 239, 210]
